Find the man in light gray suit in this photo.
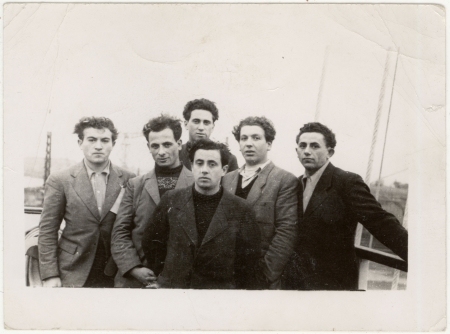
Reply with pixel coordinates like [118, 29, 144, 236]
[38, 117, 135, 288]
[222, 116, 298, 289]
[111, 115, 194, 288]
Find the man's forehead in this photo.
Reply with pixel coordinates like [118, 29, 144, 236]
[83, 127, 112, 138]
[241, 125, 265, 135]
[194, 149, 221, 161]
[148, 128, 176, 144]
[190, 109, 213, 121]
[299, 132, 326, 143]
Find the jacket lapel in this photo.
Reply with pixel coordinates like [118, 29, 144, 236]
[200, 194, 230, 247]
[222, 169, 240, 195]
[304, 163, 334, 217]
[246, 162, 275, 206]
[176, 188, 198, 247]
[144, 169, 160, 205]
[175, 166, 194, 189]
[100, 164, 123, 221]
[70, 161, 101, 221]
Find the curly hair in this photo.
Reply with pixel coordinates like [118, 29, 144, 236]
[188, 139, 230, 167]
[182, 98, 219, 122]
[296, 122, 337, 148]
[74, 116, 119, 142]
[142, 114, 182, 142]
[232, 116, 276, 143]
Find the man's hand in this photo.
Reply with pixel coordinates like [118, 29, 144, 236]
[130, 267, 157, 285]
[43, 277, 62, 287]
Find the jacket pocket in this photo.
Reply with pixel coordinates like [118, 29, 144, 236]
[58, 237, 77, 255]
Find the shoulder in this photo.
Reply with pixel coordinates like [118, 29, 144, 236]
[112, 165, 136, 179]
[222, 169, 239, 181]
[329, 164, 366, 192]
[163, 185, 192, 201]
[269, 164, 298, 184]
[47, 163, 80, 184]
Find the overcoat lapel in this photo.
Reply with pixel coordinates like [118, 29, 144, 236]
[70, 161, 101, 221]
[200, 194, 230, 247]
[175, 166, 194, 189]
[144, 169, 160, 205]
[100, 164, 123, 221]
[224, 170, 240, 195]
[246, 162, 275, 206]
[304, 163, 334, 217]
[176, 188, 198, 247]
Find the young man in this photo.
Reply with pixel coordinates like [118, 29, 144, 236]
[222, 116, 298, 289]
[179, 98, 239, 172]
[111, 115, 194, 288]
[283, 122, 408, 290]
[38, 117, 135, 288]
[142, 139, 262, 289]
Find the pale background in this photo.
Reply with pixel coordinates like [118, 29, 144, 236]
[3, 2, 446, 331]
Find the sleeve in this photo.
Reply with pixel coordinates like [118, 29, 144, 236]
[262, 173, 299, 283]
[38, 173, 66, 280]
[234, 206, 264, 289]
[111, 179, 143, 276]
[142, 193, 171, 277]
[346, 174, 408, 261]
[227, 154, 239, 173]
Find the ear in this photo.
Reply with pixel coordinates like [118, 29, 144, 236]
[177, 139, 182, 150]
[221, 164, 229, 175]
[78, 139, 83, 148]
[267, 141, 272, 151]
[112, 140, 116, 147]
[147, 142, 151, 151]
[328, 148, 335, 158]
[184, 120, 189, 130]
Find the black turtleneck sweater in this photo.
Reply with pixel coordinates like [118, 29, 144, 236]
[155, 163, 183, 197]
[193, 186, 223, 246]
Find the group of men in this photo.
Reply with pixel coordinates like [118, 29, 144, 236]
[38, 98, 408, 290]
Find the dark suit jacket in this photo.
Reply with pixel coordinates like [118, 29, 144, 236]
[38, 161, 135, 287]
[142, 187, 262, 289]
[179, 143, 239, 172]
[284, 163, 408, 290]
[111, 166, 194, 288]
[222, 162, 298, 287]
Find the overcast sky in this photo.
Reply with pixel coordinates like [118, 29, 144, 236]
[5, 4, 445, 186]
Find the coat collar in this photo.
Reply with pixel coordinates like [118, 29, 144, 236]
[70, 161, 124, 221]
[144, 165, 194, 205]
[302, 162, 335, 217]
[173, 187, 232, 248]
[244, 161, 275, 206]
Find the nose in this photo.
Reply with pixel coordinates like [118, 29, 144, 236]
[158, 147, 167, 156]
[95, 141, 102, 150]
[304, 146, 311, 155]
[201, 165, 208, 174]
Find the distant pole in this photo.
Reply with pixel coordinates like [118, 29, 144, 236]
[43, 132, 52, 187]
[314, 46, 329, 122]
[375, 49, 400, 200]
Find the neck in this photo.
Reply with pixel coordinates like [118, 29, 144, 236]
[85, 159, 109, 173]
[195, 183, 220, 196]
[157, 159, 181, 170]
[246, 157, 268, 168]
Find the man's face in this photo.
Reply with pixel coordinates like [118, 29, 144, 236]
[192, 149, 228, 194]
[78, 127, 115, 167]
[239, 125, 271, 166]
[184, 109, 215, 142]
[296, 132, 334, 175]
[147, 128, 182, 169]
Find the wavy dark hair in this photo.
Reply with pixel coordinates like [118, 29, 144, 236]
[74, 116, 118, 142]
[142, 114, 182, 142]
[232, 116, 276, 143]
[188, 139, 230, 167]
[182, 98, 219, 122]
[296, 122, 337, 148]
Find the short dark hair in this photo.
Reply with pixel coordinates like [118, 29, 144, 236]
[232, 116, 276, 143]
[142, 114, 182, 143]
[182, 98, 219, 122]
[74, 116, 118, 142]
[188, 139, 230, 167]
[296, 122, 337, 148]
